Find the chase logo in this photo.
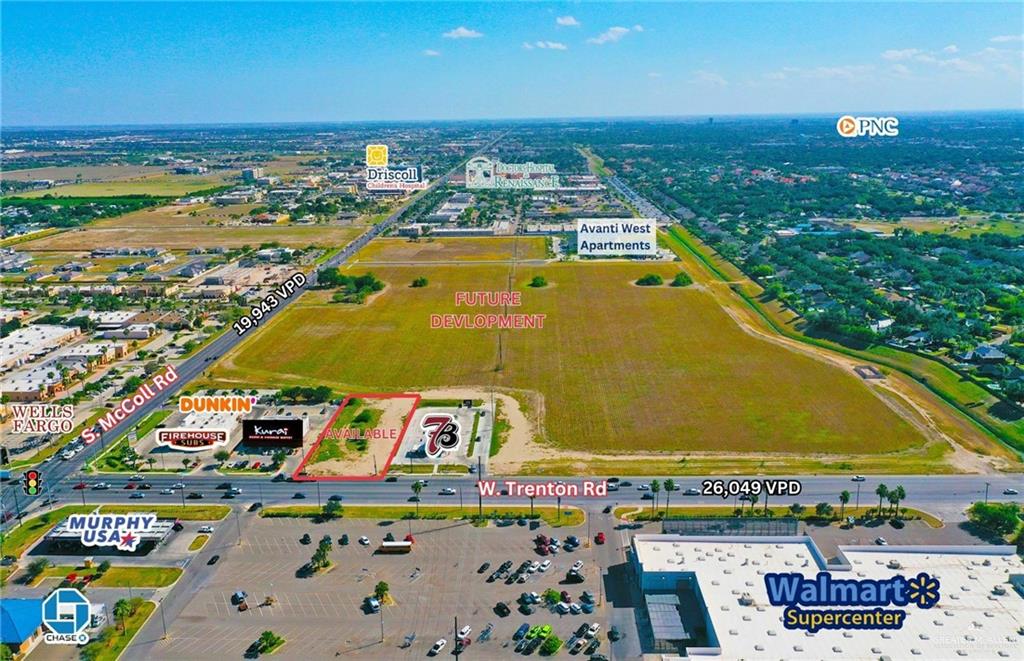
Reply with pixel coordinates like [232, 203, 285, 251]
[366, 144, 389, 167]
[837, 115, 899, 137]
[765, 571, 939, 632]
[42, 588, 91, 645]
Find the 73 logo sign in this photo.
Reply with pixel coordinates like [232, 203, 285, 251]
[422, 414, 461, 458]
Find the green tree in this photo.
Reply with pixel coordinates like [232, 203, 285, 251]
[891, 485, 906, 517]
[670, 272, 693, 287]
[411, 277, 428, 288]
[113, 599, 132, 634]
[25, 558, 50, 583]
[411, 481, 423, 517]
[636, 273, 663, 286]
[663, 478, 675, 515]
[967, 502, 1021, 536]
[214, 449, 231, 464]
[322, 499, 343, 520]
[815, 502, 834, 517]
[97, 560, 112, 575]
[875, 484, 889, 517]
[839, 490, 851, 519]
[529, 275, 548, 288]
[181, 457, 191, 471]
[258, 631, 282, 652]
[650, 480, 661, 515]
[749, 493, 759, 515]
[374, 581, 390, 600]
[145, 457, 156, 471]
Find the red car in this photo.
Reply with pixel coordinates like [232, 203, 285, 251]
[537, 545, 549, 556]
[123, 483, 136, 489]
[73, 482, 87, 490]
[535, 534, 549, 545]
[595, 532, 606, 545]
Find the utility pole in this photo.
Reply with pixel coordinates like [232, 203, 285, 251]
[855, 483, 861, 511]
[984, 482, 990, 505]
[453, 615, 460, 660]
[316, 481, 321, 509]
[477, 456, 483, 518]
[459, 487, 463, 512]
[159, 597, 168, 639]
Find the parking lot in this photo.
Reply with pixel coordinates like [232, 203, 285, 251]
[141, 515, 619, 659]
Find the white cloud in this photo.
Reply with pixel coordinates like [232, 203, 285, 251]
[556, 16, 580, 27]
[882, 48, 921, 61]
[587, 26, 633, 45]
[534, 41, 568, 51]
[633, 25, 645, 32]
[890, 63, 912, 77]
[522, 42, 534, 50]
[647, 72, 662, 78]
[443, 26, 483, 39]
[423, 49, 440, 57]
[990, 34, 1024, 43]
[942, 44, 959, 54]
[691, 70, 728, 86]
[764, 64, 874, 82]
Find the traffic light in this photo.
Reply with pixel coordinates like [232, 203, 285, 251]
[23, 469, 42, 496]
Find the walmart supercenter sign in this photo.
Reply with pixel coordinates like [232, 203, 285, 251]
[765, 571, 940, 632]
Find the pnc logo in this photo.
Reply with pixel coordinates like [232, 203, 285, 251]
[837, 115, 899, 138]
[366, 144, 389, 167]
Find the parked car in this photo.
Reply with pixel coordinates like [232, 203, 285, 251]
[514, 623, 530, 640]
[478, 562, 491, 574]
[585, 638, 601, 654]
[365, 596, 380, 613]
[875, 537, 888, 546]
[528, 561, 540, 573]
[358, 536, 370, 546]
[571, 560, 584, 572]
[538, 559, 551, 572]
[429, 639, 446, 656]
[595, 532, 606, 545]
[457, 625, 472, 639]
[495, 601, 511, 617]
[556, 602, 570, 614]
[587, 622, 601, 638]
[602, 505, 612, 513]
[569, 603, 582, 614]
[561, 590, 572, 603]
[207, 555, 220, 565]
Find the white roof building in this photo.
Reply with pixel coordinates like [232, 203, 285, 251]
[632, 534, 1024, 659]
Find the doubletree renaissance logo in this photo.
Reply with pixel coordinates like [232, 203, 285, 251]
[765, 571, 940, 632]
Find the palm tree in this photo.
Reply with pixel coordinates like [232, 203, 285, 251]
[258, 631, 280, 652]
[146, 457, 156, 471]
[749, 493, 759, 516]
[875, 484, 888, 518]
[887, 490, 900, 517]
[650, 480, 661, 516]
[374, 581, 390, 600]
[529, 495, 535, 518]
[411, 481, 422, 517]
[113, 599, 131, 634]
[181, 457, 191, 471]
[762, 489, 770, 516]
[663, 479, 675, 516]
[892, 485, 906, 518]
[839, 490, 851, 519]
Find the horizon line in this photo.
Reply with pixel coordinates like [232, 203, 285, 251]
[4, 108, 1022, 132]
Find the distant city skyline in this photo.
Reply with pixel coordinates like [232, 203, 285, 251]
[2, 1, 1021, 127]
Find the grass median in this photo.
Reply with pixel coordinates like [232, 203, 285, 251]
[28, 565, 182, 588]
[261, 504, 584, 527]
[615, 504, 943, 528]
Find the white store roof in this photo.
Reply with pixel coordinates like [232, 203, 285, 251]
[633, 534, 1024, 659]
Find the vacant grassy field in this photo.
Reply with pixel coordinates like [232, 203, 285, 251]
[211, 260, 926, 456]
[88, 202, 261, 228]
[1, 164, 168, 182]
[353, 237, 548, 263]
[20, 223, 364, 250]
[17, 173, 230, 198]
[850, 216, 1024, 238]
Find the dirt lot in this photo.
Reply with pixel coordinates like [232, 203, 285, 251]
[142, 516, 611, 659]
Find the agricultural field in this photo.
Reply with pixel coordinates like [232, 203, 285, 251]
[1, 164, 168, 182]
[850, 215, 1024, 237]
[18, 223, 364, 250]
[210, 258, 930, 458]
[88, 202, 263, 228]
[353, 237, 548, 263]
[15, 172, 232, 198]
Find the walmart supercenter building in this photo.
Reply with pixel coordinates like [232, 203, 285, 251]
[631, 534, 1023, 659]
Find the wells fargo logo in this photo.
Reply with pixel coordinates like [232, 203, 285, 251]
[366, 144, 389, 167]
[178, 395, 256, 413]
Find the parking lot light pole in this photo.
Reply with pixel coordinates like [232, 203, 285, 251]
[159, 597, 168, 639]
[235, 508, 242, 546]
[379, 604, 384, 643]
[454, 616, 460, 659]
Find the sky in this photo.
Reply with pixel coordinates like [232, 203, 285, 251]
[2, 1, 1022, 126]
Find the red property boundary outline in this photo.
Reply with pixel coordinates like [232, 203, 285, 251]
[292, 392, 421, 482]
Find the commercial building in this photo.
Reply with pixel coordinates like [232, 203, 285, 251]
[0, 324, 80, 372]
[630, 534, 1024, 659]
[0, 598, 44, 656]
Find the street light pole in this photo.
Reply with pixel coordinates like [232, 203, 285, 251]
[379, 603, 385, 643]
[984, 482, 990, 504]
[159, 597, 168, 639]
[235, 508, 242, 546]
[855, 483, 861, 511]
[316, 481, 321, 509]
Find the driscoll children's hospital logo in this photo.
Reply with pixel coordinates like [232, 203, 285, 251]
[765, 571, 940, 632]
